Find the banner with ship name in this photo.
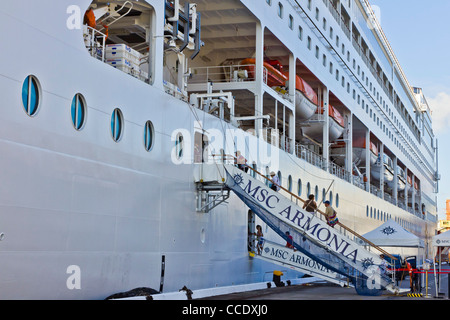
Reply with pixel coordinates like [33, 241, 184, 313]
[259, 240, 344, 284]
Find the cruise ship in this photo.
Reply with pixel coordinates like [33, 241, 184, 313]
[0, 0, 439, 299]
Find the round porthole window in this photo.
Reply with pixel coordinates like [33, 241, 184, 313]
[22, 75, 41, 116]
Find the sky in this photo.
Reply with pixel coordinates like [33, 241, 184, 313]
[368, 0, 450, 220]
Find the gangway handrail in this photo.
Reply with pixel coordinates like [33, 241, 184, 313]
[220, 156, 397, 261]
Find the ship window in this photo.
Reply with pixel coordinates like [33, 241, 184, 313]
[335, 193, 339, 208]
[144, 120, 155, 151]
[288, 175, 293, 192]
[307, 37, 311, 50]
[329, 191, 333, 205]
[278, 2, 283, 18]
[314, 185, 318, 200]
[366, 206, 369, 217]
[22, 75, 41, 117]
[110, 108, 124, 142]
[306, 182, 311, 196]
[297, 179, 302, 196]
[298, 26, 303, 40]
[288, 15, 294, 29]
[71, 93, 86, 130]
[175, 133, 184, 159]
[266, 0, 271, 5]
[322, 188, 326, 202]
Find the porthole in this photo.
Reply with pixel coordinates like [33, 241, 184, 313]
[322, 188, 326, 202]
[22, 75, 41, 116]
[71, 93, 86, 130]
[288, 175, 292, 192]
[335, 193, 339, 208]
[306, 182, 311, 196]
[175, 132, 184, 159]
[297, 179, 302, 197]
[329, 191, 333, 205]
[111, 108, 124, 142]
[144, 120, 154, 151]
[314, 185, 318, 200]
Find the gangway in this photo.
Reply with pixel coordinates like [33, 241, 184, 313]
[194, 162, 401, 295]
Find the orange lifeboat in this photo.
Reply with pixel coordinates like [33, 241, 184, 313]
[240, 58, 288, 87]
[282, 73, 318, 120]
[330, 137, 378, 167]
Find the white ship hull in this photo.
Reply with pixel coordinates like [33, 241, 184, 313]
[0, 0, 438, 299]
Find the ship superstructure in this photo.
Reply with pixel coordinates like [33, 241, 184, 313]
[0, 0, 439, 299]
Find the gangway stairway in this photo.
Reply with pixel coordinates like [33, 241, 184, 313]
[195, 163, 401, 296]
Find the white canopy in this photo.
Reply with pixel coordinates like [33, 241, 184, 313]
[362, 219, 424, 248]
[432, 230, 450, 247]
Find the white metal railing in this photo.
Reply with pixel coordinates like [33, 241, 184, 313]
[189, 64, 257, 84]
[84, 26, 107, 62]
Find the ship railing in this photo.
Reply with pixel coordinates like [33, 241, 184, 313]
[295, 144, 325, 170]
[340, 16, 351, 40]
[329, 161, 352, 183]
[188, 64, 277, 90]
[241, 163, 398, 261]
[189, 64, 257, 84]
[84, 26, 107, 62]
[327, 0, 340, 24]
[370, 184, 382, 198]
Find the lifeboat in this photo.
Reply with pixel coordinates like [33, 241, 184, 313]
[330, 137, 378, 167]
[386, 166, 406, 192]
[280, 73, 318, 121]
[240, 58, 288, 87]
[371, 154, 394, 183]
[406, 175, 421, 195]
[302, 104, 345, 142]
